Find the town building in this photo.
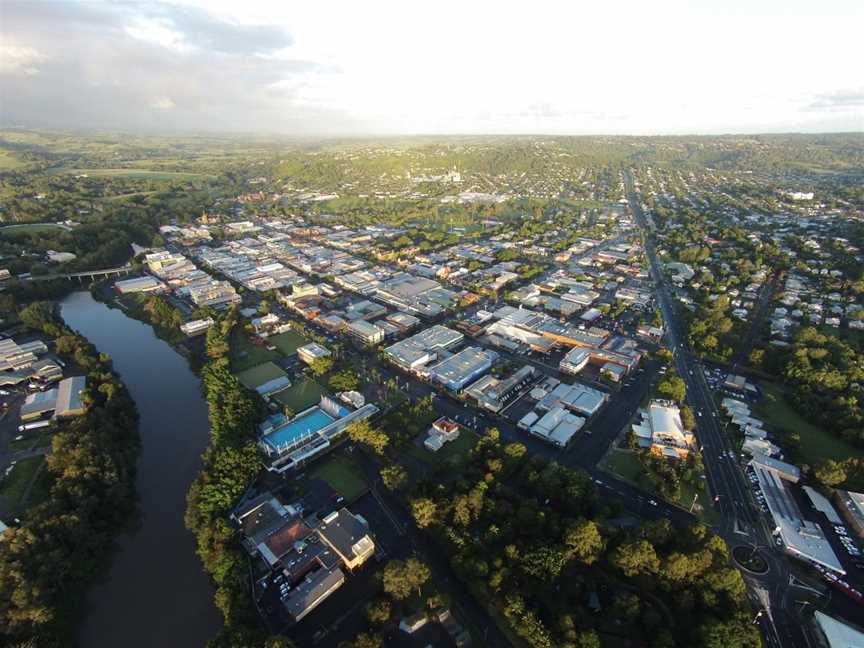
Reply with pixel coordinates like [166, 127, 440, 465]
[632, 401, 694, 459]
[297, 343, 332, 366]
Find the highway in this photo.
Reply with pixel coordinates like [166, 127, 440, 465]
[624, 170, 805, 648]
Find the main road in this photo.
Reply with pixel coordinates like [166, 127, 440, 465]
[624, 170, 807, 648]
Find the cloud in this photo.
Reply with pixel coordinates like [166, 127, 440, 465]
[0, 44, 48, 76]
[0, 0, 347, 133]
[150, 96, 176, 110]
[804, 90, 864, 112]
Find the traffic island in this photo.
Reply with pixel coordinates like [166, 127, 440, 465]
[732, 545, 769, 575]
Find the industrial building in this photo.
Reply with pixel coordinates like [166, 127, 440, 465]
[20, 376, 87, 420]
[114, 276, 166, 294]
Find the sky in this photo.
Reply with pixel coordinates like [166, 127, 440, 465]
[1, 0, 862, 136]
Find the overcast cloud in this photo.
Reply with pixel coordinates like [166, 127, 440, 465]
[0, 0, 862, 135]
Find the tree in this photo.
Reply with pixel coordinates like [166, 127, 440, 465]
[411, 498, 437, 529]
[657, 374, 686, 404]
[380, 464, 407, 491]
[611, 540, 660, 577]
[680, 406, 696, 431]
[329, 369, 359, 392]
[814, 459, 847, 487]
[382, 558, 430, 600]
[365, 598, 391, 625]
[309, 356, 333, 377]
[563, 518, 603, 565]
[347, 420, 389, 455]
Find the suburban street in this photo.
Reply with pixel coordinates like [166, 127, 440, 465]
[624, 171, 808, 648]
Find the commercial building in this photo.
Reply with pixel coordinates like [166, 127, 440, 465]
[427, 347, 498, 391]
[346, 320, 385, 346]
[812, 611, 864, 648]
[632, 401, 694, 459]
[750, 455, 843, 573]
[465, 365, 535, 413]
[559, 348, 592, 375]
[834, 490, 864, 540]
[384, 325, 464, 371]
[180, 318, 214, 337]
[234, 493, 374, 623]
[527, 406, 585, 447]
[537, 382, 608, 418]
[297, 343, 332, 366]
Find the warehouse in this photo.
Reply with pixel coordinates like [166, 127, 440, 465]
[529, 406, 585, 447]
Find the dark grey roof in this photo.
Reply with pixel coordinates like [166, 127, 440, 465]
[317, 509, 368, 560]
[283, 567, 345, 621]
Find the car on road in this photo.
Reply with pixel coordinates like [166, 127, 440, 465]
[648, 499, 658, 506]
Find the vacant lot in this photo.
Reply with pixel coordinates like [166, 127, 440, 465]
[0, 150, 26, 170]
[308, 455, 368, 503]
[269, 330, 308, 356]
[57, 168, 213, 181]
[271, 377, 326, 412]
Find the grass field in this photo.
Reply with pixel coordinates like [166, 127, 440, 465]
[229, 330, 281, 372]
[755, 382, 863, 464]
[0, 456, 44, 504]
[307, 455, 368, 502]
[0, 150, 26, 170]
[235, 361, 287, 391]
[0, 223, 68, 236]
[57, 168, 213, 181]
[271, 377, 326, 412]
[269, 330, 309, 356]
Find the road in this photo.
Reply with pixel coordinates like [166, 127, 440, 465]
[624, 170, 805, 648]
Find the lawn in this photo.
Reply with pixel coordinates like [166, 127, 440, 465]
[603, 449, 718, 525]
[604, 449, 644, 483]
[0, 456, 44, 505]
[271, 377, 326, 412]
[235, 361, 287, 391]
[269, 330, 308, 356]
[230, 329, 281, 372]
[56, 168, 213, 180]
[307, 455, 368, 503]
[754, 381, 864, 466]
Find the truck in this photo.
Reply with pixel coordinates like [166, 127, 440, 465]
[17, 420, 51, 433]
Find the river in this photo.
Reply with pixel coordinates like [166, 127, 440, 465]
[61, 291, 221, 648]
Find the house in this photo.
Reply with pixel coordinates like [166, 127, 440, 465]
[424, 417, 460, 452]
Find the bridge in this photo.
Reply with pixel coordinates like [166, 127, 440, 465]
[25, 265, 135, 283]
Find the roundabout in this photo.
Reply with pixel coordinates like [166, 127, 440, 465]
[733, 545, 770, 575]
